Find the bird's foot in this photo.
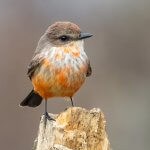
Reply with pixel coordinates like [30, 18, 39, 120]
[44, 112, 55, 121]
[64, 107, 69, 111]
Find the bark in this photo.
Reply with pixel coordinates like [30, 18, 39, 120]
[32, 107, 111, 150]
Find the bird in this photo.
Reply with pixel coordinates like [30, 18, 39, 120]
[20, 21, 93, 120]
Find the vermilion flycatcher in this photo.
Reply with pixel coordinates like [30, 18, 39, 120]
[20, 22, 93, 120]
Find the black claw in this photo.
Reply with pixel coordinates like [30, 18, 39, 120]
[44, 100, 55, 123]
[64, 107, 69, 111]
[44, 112, 55, 121]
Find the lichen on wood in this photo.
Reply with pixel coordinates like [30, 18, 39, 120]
[32, 107, 111, 150]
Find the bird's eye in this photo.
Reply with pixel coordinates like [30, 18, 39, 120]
[60, 35, 69, 42]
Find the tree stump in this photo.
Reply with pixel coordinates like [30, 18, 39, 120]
[32, 107, 111, 150]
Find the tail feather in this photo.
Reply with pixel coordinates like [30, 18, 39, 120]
[20, 90, 43, 107]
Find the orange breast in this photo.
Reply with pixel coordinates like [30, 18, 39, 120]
[32, 74, 53, 99]
[32, 58, 86, 100]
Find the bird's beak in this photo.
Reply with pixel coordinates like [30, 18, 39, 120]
[78, 32, 93, 40]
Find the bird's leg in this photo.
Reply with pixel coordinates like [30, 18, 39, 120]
[64, 97, 74, 111]
[44, 100, 55, 122]
[70, 97, 74, 107]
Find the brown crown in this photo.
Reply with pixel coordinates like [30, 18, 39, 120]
[46, 22, 81, 38]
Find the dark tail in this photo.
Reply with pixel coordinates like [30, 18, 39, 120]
[20, 90, 43, 107]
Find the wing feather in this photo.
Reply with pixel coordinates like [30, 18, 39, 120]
[27, 55, 44, 79]
[86, 62, 92, 77]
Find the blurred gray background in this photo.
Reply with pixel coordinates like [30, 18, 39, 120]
[0, 0, 150, 149]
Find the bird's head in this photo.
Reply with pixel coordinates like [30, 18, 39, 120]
[36, 22, 92, 53]
[46, 21, 93, 46]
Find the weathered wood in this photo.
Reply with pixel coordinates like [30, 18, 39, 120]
[32, 107, 111, 150]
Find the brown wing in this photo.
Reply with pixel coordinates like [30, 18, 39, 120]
[27, 55, 44, 80]
[86, 62, 92, 77]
